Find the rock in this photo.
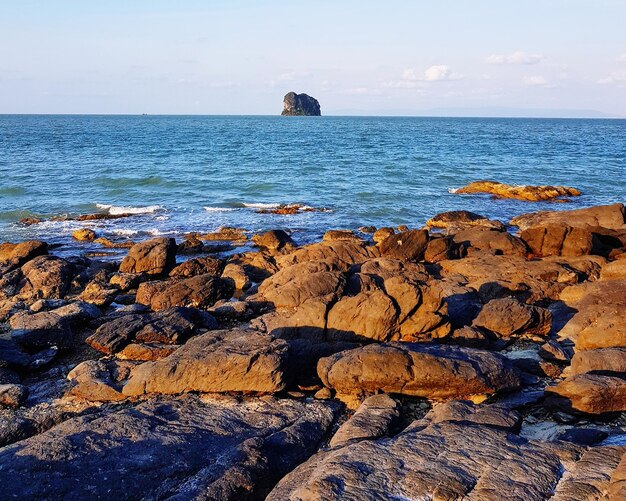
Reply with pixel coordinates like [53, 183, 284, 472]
[71, 228, 96, 241]
[119, 237, 177, 275]
[67, 359, 133, 402]
[109, 272, 144, 291]
[117, 343, 179, 361]
[0, 384, 28, 408]
[9, 311, 73, 351]
[557, 279, 626, 349]
[379, 229, 429, 262]
[520, 224, 597, 257]
[329, 394, 399, 448]
[318, 343, 520, 402]
[281, 91, 321, 116]
[275, 241, 379, 271]
[454, 180, 581, 201]
[252, 230, 296, 251]
[472, 298, 552, 339]
[567, 348, 626, 375]
[86, 307, 217, 354]
[0, 368, 20, 384]
[268, 417, 584, 500]
[426, 210, 505, 231]
[136, 274, 234, 311]
[93, 236, 134, 248]
[424, 400, 521, 431]
[373, 227, 395, 245]
[221, 263, 253, 290]
[194, 227, 248, 242]
[314, 387, 332, 399]
[452, 227, 529, 256]
[446, 326, 493, 347]
[424, 235, 456, 262]
[122, 330, 289, 396]
[176, 235, 204, 254]
[0, 395, 337, 500]
[2, 255, 74, 301]
[0, 240, 48, 271]
[546, 373, 626, 414]
[538, 340, 571, 362]
[511, 203, 626, 231]
[322, 230, 362, 243]
[438, 253, 584, 302]
[0, 339, 31, 369]
[600, 259, 626, 280]
[79, 280, 120, 306]
[169, 256, 225, 278]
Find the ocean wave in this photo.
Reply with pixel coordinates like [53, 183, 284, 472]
[203, 207, 238, 212]
[241, 202, 281, 209]
[447, 187, 460, 194]
[96, 203, 162, 215]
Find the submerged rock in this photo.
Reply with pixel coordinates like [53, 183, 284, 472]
[281, 92, 321, 116]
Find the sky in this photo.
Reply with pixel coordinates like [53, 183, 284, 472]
[0, 0, 625, 116]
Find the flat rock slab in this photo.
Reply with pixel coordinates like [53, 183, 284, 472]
[318, 343, 521, 401]
[268, 419, 591, 501]
[0, 395, 338, 500]
[511, 202, 626, 231]
[545, 373, 626, 414]
[123, 329, 290, 396]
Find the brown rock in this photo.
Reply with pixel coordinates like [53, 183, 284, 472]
[93, 237, 134, 249]
[79, 280, 119, 306]
[318, 343, 520, 401]
[423, 235, 456, 262]
[136, 274, 234, 311]
[511, 203, 626, 231]
[67, 359, 134, 402]
[546, 373, 626, 414]
[323, 230, 363, 243]
[379, 229, 429, 262]
[276, 241, 379, 270]
[122, 329, 289, 396]
[221, 263, 252, 290]
[72, 229, 96, 241]
[454, 180, 581, 201]
[0, 240, 48, 271]
[252, 229, 296, 251]
[472, 298, 552, 339]
[0, 384, 28, 408]
[600, 259, 626, 280]
[521, 224, 596, 257]
[119, 237, 177, 275]
[373, 227, 395, 245]
[452, 227, 528, 256]
[194, 227, 247, 241]
[168, 256, 225, 278]
[117, 343, 179, 361]
[426, 210, 505, 231]
[567, 348, 626, 375]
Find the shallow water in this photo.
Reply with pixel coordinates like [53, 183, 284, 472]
[1, 115, 624, 257]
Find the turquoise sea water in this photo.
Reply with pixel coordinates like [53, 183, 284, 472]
[0, 115, 624, 257]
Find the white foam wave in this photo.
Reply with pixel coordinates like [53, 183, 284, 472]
[203, 207, 238, 212]
[96, 203, 162, 215]
[447, 188, 460, 194]
[241, 202, 281, 209]
[109, 228, 139, 236]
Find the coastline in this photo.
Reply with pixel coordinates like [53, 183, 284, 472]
[1, 199, 625, 498]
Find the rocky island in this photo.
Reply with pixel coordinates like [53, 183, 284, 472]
[1, 201, 625, 499]
[281, 92, 321, 116]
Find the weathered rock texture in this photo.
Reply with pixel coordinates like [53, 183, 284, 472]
[281, 92, 321, 116]
[454, 180, 581, 201]
[119, 237, 177, 275]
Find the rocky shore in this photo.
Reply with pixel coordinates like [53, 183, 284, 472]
[1, 202, 625, 500]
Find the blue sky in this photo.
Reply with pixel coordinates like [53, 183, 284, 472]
[1, 0, 625, 116]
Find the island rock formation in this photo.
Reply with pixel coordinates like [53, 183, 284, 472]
[281, 92, 321, 116]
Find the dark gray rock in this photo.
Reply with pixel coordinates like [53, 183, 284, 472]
[281, 92, 321, 116]
[0, 395, 338, 500]
[9, 310, 73, 351]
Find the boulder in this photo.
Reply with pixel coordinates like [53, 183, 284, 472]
[472, 298, 552, 339]
[379, 229, 429, 262]
[136, 274, 234, 311]
[281, 91, 321, 116]
[322, 230, 363, 243]
[67, 359, 134, 402]
[268, 418, 584, 500]
[423, 400, 521, 431]
[0, 339, 31, 369]
[109, 272, 144, 291]
[454, 180, 581, 201]
[122, 330, 289, 396]
[194, 227, 248, 241]
[452, 227, 528, 256]
[169, 256, 225, 278]
[119, 237, 177, 275]
[600, 259, 626, 280]
[275, 241, 379, 270]
[557, 279, 626, 349]
[252, 229, 296, 251]
[545, 373, 626, 414]
[86, 307, 217, 354]
[0, 240, 48, 272]
[318, 343, 520, 402]
[520, 224, 597, 257]
[329, 394, 399, 448]
[423, 235, 456, 263]
[511, 203, 626, 231]
[79, 280, 120, 306]
[373, 227, 395, 245]
[117, 343, 179, 361]
[221, 263, 253, 290]
[1, 255, 74, 301]
[72, 228, 96, 241]
[0, 395, 337, 500]
[567, 348, 626, 375]
[9, 310, 73, 351]
[0, 384, 28, 408]
[426, 210, 505, 231]
[176, 235, 204, 254]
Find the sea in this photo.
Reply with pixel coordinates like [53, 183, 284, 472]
[0, 115, 624, 258]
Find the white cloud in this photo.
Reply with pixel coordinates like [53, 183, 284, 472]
[617, 54, 626, 62]
[424, 65, 452, 81]
[487, 51, 544, 65]
[523, 75, 549, 86]
[598, 70, 626, 85]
